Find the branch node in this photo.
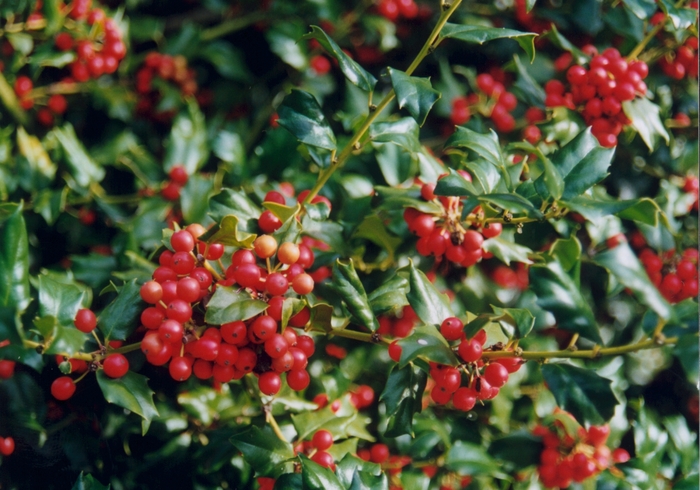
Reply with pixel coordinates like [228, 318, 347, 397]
[592, 344, 602, 358]
[371, 332, 382, 343]
[369, 104, 377, 112]
[654, 333, 666, 345]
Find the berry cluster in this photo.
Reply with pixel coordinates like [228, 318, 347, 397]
[545, 47, 649, 148]
[0, 436, 15, 457]
[139, 227, 317, 396]
[533, 414, 630, 489]
[294, 429, 337, 469]
[135, 52, 198, 122]
[377, 305, 419, 339]
[403, 177, 502, 267]
[659, 36, 699, 79]
[161, 165, 189, 201]
[258, 188, 331, 233]
[377, 0, 420, 22]
[638, 247, 698, 303]
[450, 73, 519, 133]
[683, 175, 699, 212]
[490, 263, 529, 290]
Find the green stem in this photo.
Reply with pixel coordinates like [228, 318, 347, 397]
[482, 336, 679, 361]
[302, 0, 463, 206]
[626, 0, 685, 61]
[200, 11, 270, 41]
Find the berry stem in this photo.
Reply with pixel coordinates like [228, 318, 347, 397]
[329, 327, 389, 344]
[302, 0, 464, 206]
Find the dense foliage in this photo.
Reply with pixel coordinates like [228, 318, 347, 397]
[0, 0, 698, 489]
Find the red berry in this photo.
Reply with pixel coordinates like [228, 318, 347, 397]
[312, 429, 334, 451]
[75, 309, 97, 333]
[458, 339, 482, 363]
[51, 376, 76, 400]
[259, 371, 282, 395]
[103, 354, 129, 378]
[259, 210, 282, 233]
[483, 362, 509, 388]
[287, 369, 310, 390]
[310, 450, 334, 468]
[310, 55, 331, 75]
[169, 356, 193, 381]
[370, 443, 390, 464]
[14, 76, 32, 98]
[440, 317, 464, 341]
[452, 387, 477, 411]
[388, 341, 402, 362]
[171, 230, 195, 252]
[0, 436, 15, 456]
[169, 166, 189, 185]
[0, 360, 16, 379]
[47, 94, 68, 115]
[140, 280, 163, 304]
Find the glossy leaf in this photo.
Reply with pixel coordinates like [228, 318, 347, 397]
[529, 259, 602, 343]
[303, 26, 377, 92]
[328, 260, 378, 332]
[96, 370, 159, 435]
[277, 89, 337, 150]
[230, 426, 295, 477]
[433, 168, 480, 196]
[180, 173, 214, 224]
[491, 305, 535, 339]
[367, 274, 409, 315]
[445, 127, 506, 169]
[540, 363, 618, 425]
[397, 325, 459, 368]
[164, 100, 209, 174]
[445, 441, 505, 476]
[300, 455, 343, 489]
[479, 193, 543, 218]
[0, 204, 30, 312]
[388, 68, 440, 126]
[336, 454, 385, 490]
[658, 0, 698, 28]
[673, 334, 698, 385]
[52, 123, 105, 188]
[380, 363, 427, 437]
[623, 98, 670, 151]
[368, 118, 421, 153]
[482, 237, 533, 265]
[564, 195, 665, 226]
[489, 431, 543, 468]
[17, 126, 56, 184]
[202, 215, 256, 248]
[439, 23, 537, 62]
[402, 260, 453, 326]
[208, 188, 261, 232]
[98, 280, 144, 341]
[593, 243, 673, 320]
[309, 303, 333, 333]
[204, 286, 268, 325]
[37, 274, 90, 329]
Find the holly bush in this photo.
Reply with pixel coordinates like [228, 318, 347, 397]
[0, 0, 698, 489]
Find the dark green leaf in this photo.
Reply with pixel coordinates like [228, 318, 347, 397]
[274, 474, 303, 489]
[272, 212, 302, 245]
[96, 370, 159, 435]
[479, 193, 543, 218]
[204, 286, 268, 325]
[548, 236, 582, 273]
[0, 204, 30, 312]
[33, 188, 67, 225]
[439, 23, 538, 63]
[180, 174, 214, 224]
[369, 118, 421, 153]
[445, 441, 505, 476]
[52, 123, 105, 188]
[482, 237, 533, 265]
[511, 54, 545, 107]
[300, 454, 344, 489]
[328, 260, 378, 331]
[71, 472, 110, 490]
[402, 260, 453, 326]
[230, 426, 295, 477]
[445, 127, 506, 169]
[301, 216, 351, 256]
[336, 454, 384, 489]
[351, 214, 402, 269]
[540, 363, 618, 425]
[208, 188, 261, 232]
[37, 274, 89, 328]
[203, 215, 256, 248]
[277, 89, 336, 150]
[658, 0, 698, 28]
[34, 315, 86, 355]
[397, 325, 459, 368]
[542, 25, 588, 65]
[673, 334, 699, 384]
[489, 431, 543, 468]
[380, 363, 427, 437]
[622, 98, 670, 152]
[303, 26, 377, 92]
[491, 306, 535, 339]
[433, 168, 480, 197]
[374, 186, 443, 215]
[593, 243, 673, 320]
[368, 274, 409, 315]
[199, 41, 252, 82]
[529, 259, 601, 343]
[388, 68, 441, 126]
[564, 195, 665, 226]
[97, 280, 144, 341]
[164, 100, 209, 174]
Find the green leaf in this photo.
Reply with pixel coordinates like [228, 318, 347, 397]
[511, 54, 546, 107]
[204, 286, 268, 325]
[445, 441, 505, 476]
[548, 236, 582, 273]
[230, 426, 295, 477]
[34, 315, 86, 356]
[300, 454, 344, 489]
[199, 41, 252, 82]
[542, 25, 588, 65]
[33, 188, 67, 225]
[380, 363, 427, 437]
[482, 237, 533, 265]
[593, 243, 673, 320]
[310, 303, 333, 333]
[490, 306, 535, 339]
[351, 214, 402, 270]
[674, 334, 699, 384]
[397, 325, 459, 368]
[540, 363, 618, 425]
[658, 0, 698, 29]
[277, 89, 337, 150]
[439, 23, 538, 63]
[180, 174, 214, 224]
[208, 188, 262, 232]
[163, 100, 209, 174]
[37, 274, 89, 328]
[433, 168, 480, 197]
[52, 123, 105, 188]
[97, 280, 144, 341]
[529, 259, 602, 343]
[303, 26, 377, 92]
[445, 127, 506, 169]
[96, 370, 159, 435]
[71, 472, 110, 490]
[328, 260, 378, 332]
[489, 431, 543, 468]
[374, 186, 443, 215]
[17, 127, 56, 184]
[402, 260, 453, 326]
[622, 98, 670, 152]
[564, 195, 666, 226]
[479, 193, 543, 218]
[367, 274, 409, 315]
[535, 128, 613, 201]
[0, 204, 30, 312]
[272, 212, 302, 245]
[202, 215, 256, 248]
[388, 68, 441, 126]
[369, 118, 421, 153]
[336, 454, 385, 489]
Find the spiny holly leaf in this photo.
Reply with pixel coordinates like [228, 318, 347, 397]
[97, 279, 143, 341]
[490, 306, 535, 339]
[204, 286, 268, 325]
[180, 173, 214, 224]
[164, 100, 209, 174]
[397, 324, 459, 368]
[540, 363, 618, 426]
[658, 0, 698, 29]
[369, 118, 421, 153]
[96, 370, 159, 435]
[564, 195, 666, 227]
[37, 274, 90, 328]
[277, 89, 337, 150]
[445, 441, 506, 477]
[292, 400, 371, 442]
[542, 24, 588, 65]
[380, 363, 427, 437]
[367, 274, 409, 315]
[336, 454, 385, 489]
[17, 126, 56, 184]
[51, 123, 105, 188]
[272, 212, 302, 245]
[445, 127, 506, 169]
[401, 260, 453, 326]
[33, 315, 86, 356]
[0, 204, 30, 313]
[388, 68, 441, 127]
[202, 215, 256, 248]
[303, 26, 377, 92]
[328, 260, 378, 332]
[482, 237, 533, 265]
[489, 431, 543, 469]
[434, 168, 480, 196]
[230, 426, 295, 478]
[479, 193, 543, 218]
[529, 259, 602, 343]
[439, 23, 538, 63]
[309, 303, 333, 333]
[300, 454, 344, 489]
[264, 201, 301, 223]
[623, 98, 670, 152]
[594, 242, 673, 320]
[208, 188, 261, 232]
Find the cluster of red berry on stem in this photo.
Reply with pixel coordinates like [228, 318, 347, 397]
[545, 47, 649, 148]
[161, 165, 190, 201]
[638, 247, 698, 303]
[450, 72, 520, 134]
[258, 187, 331, 233]
[533, 412, 630, 489]
[376, 0, 422, 22]
[135, 52, 198, 122]
[403, 177, 502, 267]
